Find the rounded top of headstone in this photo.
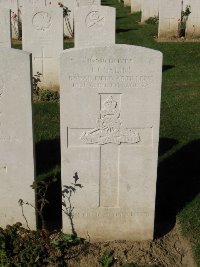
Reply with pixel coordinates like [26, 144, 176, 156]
[60, 44, 163, 58]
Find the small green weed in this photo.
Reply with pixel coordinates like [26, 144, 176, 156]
[145, 16, 159, 25]
[99, 250, 115, 267]
[36, 89, 59, 102]
[0, 223, 81, 266]
[179, 5, 191, 37]
[32, 72, 60, 102]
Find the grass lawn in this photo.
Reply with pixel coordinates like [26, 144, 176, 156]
[13, 0, 200, 265]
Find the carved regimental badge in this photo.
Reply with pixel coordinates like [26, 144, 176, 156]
[81, 96, 140, 145]
[85, 11, 105, 28]
[32, 12, 52, 31]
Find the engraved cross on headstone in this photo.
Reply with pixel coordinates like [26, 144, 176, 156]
[34, 47, 53, 77]
[67, 94, 153, 208]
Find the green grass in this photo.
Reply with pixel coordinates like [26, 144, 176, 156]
[12, 1, 200, 265]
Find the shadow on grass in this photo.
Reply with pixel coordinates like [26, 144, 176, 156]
[162, 65, 175, 72]
[41, 170, 62, 231]
[158, 137, 178, 157]
[35, 138, 62, 230]
[35, 138, 61, 176]
[101, 2, 112, 6]
[154, 139, 200, 238]
[116, 16, 128, 20]
[116, 28, 138, 33]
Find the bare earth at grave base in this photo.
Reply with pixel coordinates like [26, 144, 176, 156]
[66, 223, 196, 267]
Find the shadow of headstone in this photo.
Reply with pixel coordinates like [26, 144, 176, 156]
[155, 139, 200, 238]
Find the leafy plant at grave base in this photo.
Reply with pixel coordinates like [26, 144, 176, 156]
[179, 5, 191, 37]
[0, 222, 82, 266]
[145, 16, 159, 25]
[32, 72, 60, 102]
[37, 88, 60, 102]
[99, 250, 115, 267]
[33, 72, 42, 95]
[62, 172, 83, 236]
[19, 168, 59, 230]
[0, 168, 84, 265]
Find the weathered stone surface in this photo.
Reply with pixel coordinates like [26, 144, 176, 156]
[22, 6, 63, 90]
[141, 0, 159, 23]
[0, 8, 11, 48]
[158, 0, 182, 39]
[186, 0, 200, 38]
[75, 6, 115, 48]
[0, 0, 19, 39]
[75, 0, 101, 7]
[131, 0, 141, 13]
[183, 0, 191, 10]
[23, 0, 46, 7]
[0, 48, 35, 228]
[60, 45, 162, 241]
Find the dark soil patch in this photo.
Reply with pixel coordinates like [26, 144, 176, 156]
[67, 223, 196, 267]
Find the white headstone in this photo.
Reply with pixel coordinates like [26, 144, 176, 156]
[75, 6, 115, 48]
[0, 48, 35, 228]
[22, 6, 63, 90]
[131, 0, 141, 13]
[0, 0, 19, 39]
[141, 0, 159, 23]
[47, 0, 74, 38]
[75, 0, 101, 8]
[0, 8, 11, 48]
[60, 45, 162, 241]
[186, 0, 200, 38]
[158, 0, 182, 39]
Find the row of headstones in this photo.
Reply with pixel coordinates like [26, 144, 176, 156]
[125, 0, 200, 39]
[0, 0, 102, 40]
[0, 1, 117, 90]
[0, 7, 163, 241]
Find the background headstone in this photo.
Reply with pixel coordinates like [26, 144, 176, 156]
[158, 0, 182, 39]
[131, 0, 141, 13]
[75, 6, 115, 47]
[0, 8, 11, 48]
[141, 0, 159, 23]
[0, 48, 35, 228]
[60, 45, 162, 241]
[22, 6, 63, 90]
[74, 0, 101, 8]
[0, 0, 19, 39]
[47, 0, 74, 38]
[186, 0, 200, 38]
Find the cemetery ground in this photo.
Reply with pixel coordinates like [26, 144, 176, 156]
[4, 0, 199, 266]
